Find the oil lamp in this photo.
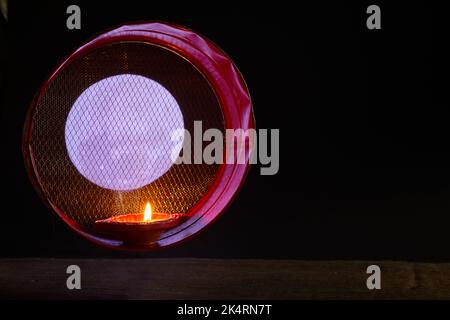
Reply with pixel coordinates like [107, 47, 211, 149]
[94, 202, 180, 245]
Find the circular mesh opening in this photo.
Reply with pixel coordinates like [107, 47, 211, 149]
[28, 41, 225, 227]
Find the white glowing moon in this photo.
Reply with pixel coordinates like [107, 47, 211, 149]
[65, 74, 184, 191]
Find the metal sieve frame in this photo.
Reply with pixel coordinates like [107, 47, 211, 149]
[23, 22, 255, 251]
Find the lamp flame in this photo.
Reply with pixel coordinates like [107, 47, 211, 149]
[144, 202, 152, 221]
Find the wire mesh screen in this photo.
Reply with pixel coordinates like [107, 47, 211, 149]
[28, 41, 225, 226]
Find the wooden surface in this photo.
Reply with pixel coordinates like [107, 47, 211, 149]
[0, 258, 449, 299]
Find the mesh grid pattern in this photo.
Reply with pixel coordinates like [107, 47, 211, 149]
[29, 42, 225, 226]
[65, 74, 185, 191]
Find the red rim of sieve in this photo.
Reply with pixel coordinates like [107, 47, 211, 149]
[23, 22, 255, 251]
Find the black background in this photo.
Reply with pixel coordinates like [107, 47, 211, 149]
[1, 1, 449, 261]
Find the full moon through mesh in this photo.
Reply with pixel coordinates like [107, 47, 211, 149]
[65, 74, 184, 191]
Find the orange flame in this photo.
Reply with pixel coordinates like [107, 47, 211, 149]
[144, 202, 152, 221]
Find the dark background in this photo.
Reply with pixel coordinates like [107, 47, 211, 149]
[0, 1, 449, 261]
